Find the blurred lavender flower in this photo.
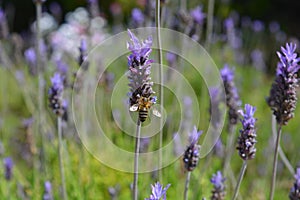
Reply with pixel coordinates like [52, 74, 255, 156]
[209, 87, 221, 128]
[190, 6, 206, 25]
[0, 8, 4, 22]
[289, 168, 300, 199]
[251, 49, 266, 72]
[132, 8, 145, 25]
[48, 73, 65, 116]
[183, 126, 202, 171]
[127, 29, 155, 108]
[3, 157, 13, 181]
[237, 104, 257, 160]
[220, 64, 241, 125]
[252, 20, 265, 32]
[145, 182, 171, 200]
[210, 171, 226, 200]
[166, 52, 177, 67]
[173, 133, 184, 157]
[49, 2, 62, 22]
[269, 21, 280, 33]
[139, 138, 150, 153]
[108, 184, 120, 200]
[43, 181, 53, 200]
[224, 18, 234, 30]
[267, 43, 300, 125]
[55, 59, 69, 76]
[33, 0, 47, 3]
[24, 47, 37, 75]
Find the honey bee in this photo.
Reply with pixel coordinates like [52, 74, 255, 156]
[130, 95, 161, 122]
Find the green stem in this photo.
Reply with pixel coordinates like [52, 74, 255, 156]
[271, 116, 294, 175]
[183, 171, 191, 200]
[269, 124, 282, 200]
[205, 0, 215, 51]
[156, 0, 163, 182]
[133, 119, 141, 200]
[232, 160, 247, 200]
[58, 117, 67, 200]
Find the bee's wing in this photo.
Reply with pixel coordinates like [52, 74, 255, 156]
[129, 104, 139, 112]
[152, 109, 161, 117]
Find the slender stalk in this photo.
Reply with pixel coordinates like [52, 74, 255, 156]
[205, 0, 215, 51]
[269, 124, 282, 200]
[35, 0, 45, 172]
[58, 117, 67, 200]
[133, 119, 141, 200]
[156, 0, 164, 182]
[180, 0, 187, 12]
[232, 160, 247, 200]
[183, 171, 191, 200]
[271, 116, 294, 175]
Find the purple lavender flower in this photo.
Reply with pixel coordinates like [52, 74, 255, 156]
[220, 64, 241, 125]
[24, 47, 37, 75]
[48, 73, 65, 116]
[0, 8, 4, 22]
[43, 181, 53, 200]
[267, 43, 300, 125]
[289, 168, 300, 199]
[252, 20, 265, 32]
[190, 6, 206, 25]
[236, 104, 257, 160]
[183, 126, 203, 171]
[209, 87, 221, 128]
[132, 8, 145, 25]
[210, 171, 226, 200]
[3, 157, 13, 181]
[166, 52, 177, 67]
[224, 18, 234, 30]
[55, 59, 69, 75]
[78, 38, 89, 69]
[269, 21, 280, 33]
[145, 182, 171, 200]
[127, 29, 155, 108]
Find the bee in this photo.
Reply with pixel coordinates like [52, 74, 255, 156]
[129, 95, 161, 122]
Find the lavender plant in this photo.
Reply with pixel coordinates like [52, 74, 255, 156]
[183, 126, 202, 200]
[127, 29, 155, 200]
[43, 181, 54, 200]
[145, 182, 171, 200]
[210, 171, 226, 200]
[232, 104, 257, 200]
[289, 168, 300, 200]
[3, 157, 13, 181]
[48, 72, 68, 200]
[220, 64, 241, 177]
[267, 43, 300, 200]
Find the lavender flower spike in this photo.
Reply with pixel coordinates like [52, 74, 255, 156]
[183, 126, 203, 171]
[289, 168, 300, 199]
[127, 29, 155, 107]
[145, 182, 171, 200]
[220, 64, 241, 125]
[190, 6, 206, 25]
[210, 171, 226, 200]
[236, 104, 257, 160]
[48, 73, 65, 116]
[267, 43, 300, 125]
[43, 181, 54, 200]
[3, 157, 13, 181]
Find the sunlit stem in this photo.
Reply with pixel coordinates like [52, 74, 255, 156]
[232, 160, 247, 200]
[205, 0, 215, 51]
[183, 171, 191, 200]
[271, 116, 294, 175]
[156, 0, 164, 182]
[269, 124, 282, 200]
[133, 119, 141, 200]
[58, 116, 67, 200]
